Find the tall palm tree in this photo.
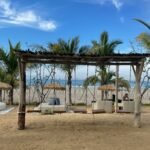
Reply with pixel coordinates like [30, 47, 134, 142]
[0, 40, 20, 104]
[49, 37, 88, 105]
[83, 31, 123, 99]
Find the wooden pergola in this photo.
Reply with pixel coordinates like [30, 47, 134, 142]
[15, 50, 150, 130]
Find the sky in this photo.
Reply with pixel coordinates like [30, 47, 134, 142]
[0, 0, 149, 79]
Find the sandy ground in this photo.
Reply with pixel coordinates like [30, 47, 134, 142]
[0, 106, 150, 150]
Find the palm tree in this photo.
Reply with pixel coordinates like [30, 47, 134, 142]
[0, 40, 20, 105]
[90, 31, 122, 55]
[83, 31, 123, 99]
[49, 37, 88, 105]
[83, 68, 130, 100]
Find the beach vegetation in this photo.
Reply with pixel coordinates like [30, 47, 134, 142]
[0, 40, 20, 104]
[49, 37, 89, 105]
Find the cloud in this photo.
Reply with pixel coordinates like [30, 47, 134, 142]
[74, 0, 123, 10]
[112, 0, 123, 10]
[0, 0, 57, 31]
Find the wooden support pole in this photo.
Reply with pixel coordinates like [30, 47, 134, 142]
[115, 65, 119, 112]
[134, 64, 142, 128]
[18, 59, 26, 130]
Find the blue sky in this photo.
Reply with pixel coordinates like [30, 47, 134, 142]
[0, 0, 149, 79]
[0, 0, 149, 52]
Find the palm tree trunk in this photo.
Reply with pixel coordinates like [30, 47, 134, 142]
[8, 88, 13, 105]
[68, 70, 72, 105]
[0, 90, 2, 102]
[101, 91, 104, 100]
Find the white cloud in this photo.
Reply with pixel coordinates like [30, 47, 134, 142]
[0, 0, 14, 16]
[0, 0, 57, 31]
[112, 0, 123, 10]
[39, 21, 56, 31]
[74, 0, 123, 10]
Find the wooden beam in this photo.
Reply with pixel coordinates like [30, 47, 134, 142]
[18, 58, 26, 130]
[23, 59, 139, 66]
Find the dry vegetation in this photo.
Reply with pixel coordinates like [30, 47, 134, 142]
[0, 106, 150, 150]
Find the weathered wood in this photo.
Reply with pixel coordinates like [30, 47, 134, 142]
[18, 59, 26, 130]
[14, 50, 150, 129]
[133, 64, 143, 128]
[115, 65, 119, 112]
[23, 60, 140, 66]
[14, 51, 150, 66]
[27, 110, 41, 113]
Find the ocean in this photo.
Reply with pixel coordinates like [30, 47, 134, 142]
[27, 79, 149, 88]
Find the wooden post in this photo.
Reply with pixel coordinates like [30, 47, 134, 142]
[115, 65, 119, 112]
[18, 58, 26, 130]
[133, 64, 142, 128]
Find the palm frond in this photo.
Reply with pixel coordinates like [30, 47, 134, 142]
[134, 18, 150, 30]
[79, 46, 91, 54]
[83, 75, 99, 88]
[100, 31, 108, 46]
[137, 32, 150, 51]
[91, 31, 122, 56]
[112, 77, 130, 91]
[0, 48, 8, 65]
[70, 36, 79, 54]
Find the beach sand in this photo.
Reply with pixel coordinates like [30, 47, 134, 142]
[0, 106, 150, 150]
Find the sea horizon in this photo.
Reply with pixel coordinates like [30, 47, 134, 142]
[26, 79, 149, 88]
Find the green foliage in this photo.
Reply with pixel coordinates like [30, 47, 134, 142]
[112, 77, 130, 91]
[83, 67, 129, 91]
[137, 32, 150, 52]
[0, 68, 7, 82]
[49, 36, 79, 54]
[90, 31, 122, 55]
[49, 37, 88, 104]
[97, 67, 115, 85]
[0, 40, 20, 87]
[83, 75, 99, 88]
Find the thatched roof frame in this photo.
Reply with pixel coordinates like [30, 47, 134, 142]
[0, 82, 12, 90]
[44, 83, 65, 91]
[98, 84, 115, 91]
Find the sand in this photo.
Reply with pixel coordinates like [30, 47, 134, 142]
[0, 106, 150, 150]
